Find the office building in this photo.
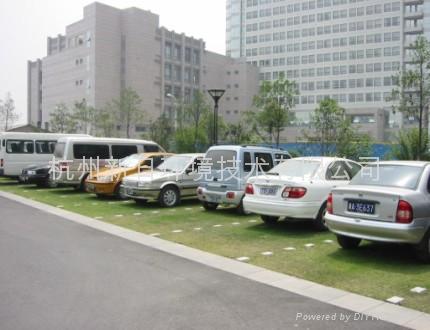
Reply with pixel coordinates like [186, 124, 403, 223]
[28, 2, 259, 136]
[226, 0, 429, 142]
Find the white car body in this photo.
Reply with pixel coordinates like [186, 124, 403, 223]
[243, 157, 362, 225]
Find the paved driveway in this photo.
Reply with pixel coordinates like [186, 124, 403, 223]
[0, 196, 403, 330]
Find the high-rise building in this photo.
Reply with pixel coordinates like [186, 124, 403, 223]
[226, 0, 429, 142]
[28, 2, 259, 136]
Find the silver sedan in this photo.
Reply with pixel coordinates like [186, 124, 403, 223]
[325, 161, 430, 262]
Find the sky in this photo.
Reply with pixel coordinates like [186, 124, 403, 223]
[0, 0, 226, 126]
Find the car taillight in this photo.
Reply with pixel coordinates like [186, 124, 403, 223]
[327, 193, 333, 214]
[197, 188, 203, 195]
[245, 184, 254, 195]
[226, 192, 235, 199]
[396, 200, 413, 224]
[281, 187, 307, 199]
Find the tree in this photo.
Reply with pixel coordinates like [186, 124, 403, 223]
[113, 88, 144, 138]
[223, 114, 262, 145]
[94, 102, 117, 137]
[309, 98, 372, 160]
[392, 128, 430, 161]
[147, 113, 174, 150]
[253, 74, 298, 147]
[0, 92, 18, 131]
[392, 36, 430, 160]
[49, 103, 77, 133]
[73, 99, 96, 135]
[185, 91, 210, 151]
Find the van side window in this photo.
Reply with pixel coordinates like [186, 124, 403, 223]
[73, 144, 110, 159]
[35, 141, 57, 154]
[6, 140, 34, 154]
[254, 153, 274, 172]
[243, 152, 252, 172]
[275, 153, 291, 165]
[112, 145, 137, 159]
[151, 156, 164, 168]
[144, 144, 160, 153]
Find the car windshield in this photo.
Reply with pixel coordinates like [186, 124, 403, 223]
[119, 154, 146, 168]
[350, 165, 424, 189]
[270, 159, 321, 178]
[157, 155, 191, 172]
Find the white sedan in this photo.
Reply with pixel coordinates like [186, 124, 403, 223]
[243, 157, 362, 230]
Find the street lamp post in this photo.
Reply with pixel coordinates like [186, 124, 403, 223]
[208, 89, 225, 145]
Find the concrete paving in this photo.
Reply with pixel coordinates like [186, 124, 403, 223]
[0, 195, 409, 330]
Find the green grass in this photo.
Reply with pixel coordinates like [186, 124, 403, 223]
[1, 177, 430, 313]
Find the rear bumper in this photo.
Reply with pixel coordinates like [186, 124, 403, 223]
[243, 196, 320, 219]
[19, 174, 48, 184]
[197, 187, 244, 206]
[325, 213, 427, 244]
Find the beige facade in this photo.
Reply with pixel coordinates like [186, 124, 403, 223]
[28, 2, 259, 136]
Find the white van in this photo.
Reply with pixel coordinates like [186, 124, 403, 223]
[52, 136, 164, 190]
[0, 132, 90, 177]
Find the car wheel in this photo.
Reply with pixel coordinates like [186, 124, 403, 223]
[413, 230, 430, 263]
[336, 234, 361, 249]
[313, 203, 328, 232]
[261, 215, 279, 225]
[114, 183, 127, 200]
[159, 186, 180, 207]
[202, 202, 218, 211]
[78, 174, 89, 192]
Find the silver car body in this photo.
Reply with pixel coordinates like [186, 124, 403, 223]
[121, 153, 204, 201]
[325, 161, 430, 244]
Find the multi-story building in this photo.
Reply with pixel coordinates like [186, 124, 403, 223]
[28, 2, 259, 136]
[226, 0, 430, 142]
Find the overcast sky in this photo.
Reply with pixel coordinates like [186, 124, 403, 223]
[0, 0, 226, 126]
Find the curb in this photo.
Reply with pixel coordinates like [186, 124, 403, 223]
[1, 191, 429, 329]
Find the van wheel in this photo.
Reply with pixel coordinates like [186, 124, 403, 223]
[78, 174, 89, 192]
[313, 203, 328, 232]
[261, 215, 279, 225]
[202, 202, 218, 211]
[237, 199, 251, 215]
[159, 186, 180, 207]
[336, 234, 361, 249]
[413, 230, 430, 263]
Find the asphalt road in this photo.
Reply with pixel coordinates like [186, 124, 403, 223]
[0, 196, 404, 330]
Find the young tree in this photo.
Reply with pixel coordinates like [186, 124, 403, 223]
[392, 128, 430, 161]
[73, 99, 96, 135]
[186, 91, 210, 151]
[223, 115, 262, 145]
[392, 36, 430, 160]
[0, 92, 18, 131]
[253, 74, 298, 147]
[94, 102, 117, 137]
[148, 113, 174, 150]
[50, 103, 77, 133]
[113, 88, 144, 138]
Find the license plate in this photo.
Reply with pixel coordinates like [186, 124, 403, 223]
[259, 187, 278, 196]
[347, 201, 375, 215]
[207, 195, 221, 203]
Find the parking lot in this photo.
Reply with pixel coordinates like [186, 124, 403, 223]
[1, 177, 429, 314]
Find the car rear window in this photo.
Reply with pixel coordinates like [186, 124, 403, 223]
[204, 150, 237, 170]
[271, 159, 321, 178]
[350, 165, 424, 189]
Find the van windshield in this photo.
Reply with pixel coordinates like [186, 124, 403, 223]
[54, 142, 66, 158]
[204, 150, 237, 170]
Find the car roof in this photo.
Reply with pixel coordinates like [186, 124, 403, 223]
[366, 160, 430, 167]
[143, 152, 174, 157]
[172, 153, 205, 157]
[206, 145, 287, 152]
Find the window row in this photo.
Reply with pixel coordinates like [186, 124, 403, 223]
[300, 77, 395, 91]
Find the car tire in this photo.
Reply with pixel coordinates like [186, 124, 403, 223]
[261, 215, 279, 225]
[336, 234, 361, 249]
[159, 186, 180, 208]
[413, 230, 430, 263]
[114, 183, 127, 200]
[313, 203, 328, 232]
[78, 174, 89, 192]
[202, 202, 218, 211]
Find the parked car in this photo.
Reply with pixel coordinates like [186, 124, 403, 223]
[19, 163, 56, 187]
[243, 157, 362, 230]
[0, 132, 89, 178]
[51, 136, 164, 191]
[85, 152, 173, 198]
[325, 161, 430, 261]
[197, 145, 290, 214]
[121, 153, 204, 207]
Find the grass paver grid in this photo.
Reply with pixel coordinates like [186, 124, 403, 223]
[1, 178, 429, 313]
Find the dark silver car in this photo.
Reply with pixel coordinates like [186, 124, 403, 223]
[325, 161, 430, 261]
